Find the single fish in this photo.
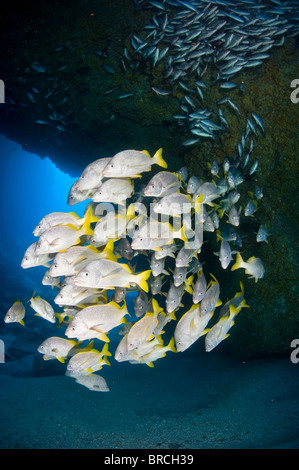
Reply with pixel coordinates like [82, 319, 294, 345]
[76, 374, 110, 392]
[205, 305, 240, 352]
[37, 336, 95, 363]
[174, 304, 212, 353]
[21, 242, 55, 269]
[231, 253, 265, 282]
[74, 374, 110, 392]
[134, 290, 149, 317]
[65, 301, 129, 342]
[92, 178, 134, 204]
[4, 300, 25, 326]
[73, 259, 151, 292]
[102, 148, 167, 178]
[143, 171, 180, 197]
[192, 271, 207, 304]
[29, 294, 56, 323]
[256, 225, 268, 243]
[75, 157, 112, 191]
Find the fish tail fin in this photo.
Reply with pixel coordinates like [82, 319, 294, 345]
[126, 203, 136, 220]
[146, 361, 155, 368]
[102, 239, 117, 261]
[168, 336, 176, 353]
[136, 269, 151, 292]
[185, 274, 194, 294]
[153, 148, 167, 169]
[82, 206, 96, 236]
[216, 229, 223, 242]
[55, 312, 65, 324]
[231, 252, 244, 271]
[101, 342, 112, 357]
[194, 194, 203, 214]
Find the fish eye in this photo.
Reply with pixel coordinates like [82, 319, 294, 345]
[85, 272, 89, 276]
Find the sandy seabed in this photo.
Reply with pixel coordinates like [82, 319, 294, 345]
[0, 349, 298, 450]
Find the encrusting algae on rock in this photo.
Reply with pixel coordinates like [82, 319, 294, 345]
[5, 146, 267, 392]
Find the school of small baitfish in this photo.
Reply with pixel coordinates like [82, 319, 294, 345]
[5, 132, 267, 391]
[127, 0, 298, 146]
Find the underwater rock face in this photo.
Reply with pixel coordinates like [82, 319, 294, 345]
[12, 144, 274, 392]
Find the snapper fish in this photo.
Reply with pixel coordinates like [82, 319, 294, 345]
[131, 220, 188, 250]
[66, 344, 111, 376]
[134, 290, 149, 317]
[49, 241, 116, 278]
[74, 374, 110, 392]
[174, 304, 212, 353]
[67, 182, 95, 206]
[21, 242, 55, 269]
[126, 299, 163, 351]
[35, 206, 96, 255]
[4, 300, 25, 326]
[33, 211, 95, 237]
[153, 243, 177, 260]
[150, 253, 168, 277]
[65, 301, 129, 342]
[192, 271, 207, 304]
[29, 294, 57, 323]
[256, 225, 269, 243]
[131, 337, 176, 367]
[166, 276, 193, 313]
[231, 253, 265, 282]
[91, 212, 127, 246]
[92, 178, 134, 204]
[73, 258, 151, 292]
[186, 176, 201, 194]
[102, 148, 167, 178]
[153, 192, 203, 216]
[75, 157, 112, 191]
[143, 171, 181, 197]
[214, 239, 237, 270]
[199, 275, 221, 318]
[54, 284, 103, 307]
[205, 305, 240, 352]
[37, 336, 95, 363]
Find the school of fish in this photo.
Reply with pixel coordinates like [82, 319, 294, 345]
[5, 135, 268, 392]
[127, 0, 299, 147]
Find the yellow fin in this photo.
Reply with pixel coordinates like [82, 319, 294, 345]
[101, 342, 112, 357]
[19, 320, 25, 326]
[153, 147, 167, 169]
[136, 269, 151, 293]
[142, 149, 151, 157]
[231, 252, 244, 271]
[168, 337, 176, 353]
[146, 361, 155, 368]
[82, 205, 96, 236]
[57, 357, 66, 363]
[194, 194, 204, 214]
